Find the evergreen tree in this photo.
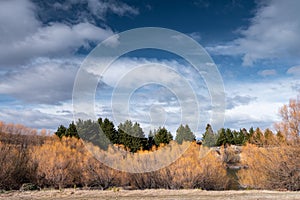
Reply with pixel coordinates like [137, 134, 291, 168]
[216, 128, 236, 146]
[225, 128, 234, 145]
[154, 127, 173, 146]
[241, 128, 250, 144]
[147, 130, 155, 150]
[232, 130, 238, 145]
[66, 122, 79, 138]
[118, 120, 146, 153]
[76, 119, 110, 150]
[175, 124, 195, 144]
[216, 128, 226, 146]
[132, 122, 147, 152]
[55, 125, 67, 139]
[55, 122, 79, 139]
[202, 124, 216, 147]
[233, 129, 247, 145]
[118, 120, 133, 149]
[98, 118, 118, 144]
[249, 127, 254, 138]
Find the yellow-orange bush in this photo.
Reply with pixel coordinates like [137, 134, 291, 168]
[238, 144, 300, 190]
[0, 140, 34, 190]
[30, 137, 83, 189]
[0, 123, 231, 191]
[125, 142, 229, 190]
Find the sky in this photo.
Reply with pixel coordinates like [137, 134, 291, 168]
[0, 0, 300, 138]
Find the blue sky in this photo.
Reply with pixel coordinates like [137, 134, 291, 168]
[0, 0, 300, 138]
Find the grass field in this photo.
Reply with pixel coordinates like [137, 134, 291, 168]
[1, 189, 300, 200]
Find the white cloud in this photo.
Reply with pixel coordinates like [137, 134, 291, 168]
[0, 58, 81, 104]
[0, 20, 114, 66]
[87, 0, 139, 19]
[226, 95, 257, 109]
[287, 66, 300, 76]
[0, 0, 39, 43]
[224, 78, 300, 130]
[207, 0, 300, 66]
[0, 0, 121, 66]
[258, 69, 277, 77]
[0, 108, 72, 130]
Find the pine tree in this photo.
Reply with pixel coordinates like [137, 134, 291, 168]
[98, 118, 118, 144]
[147, 130, 155, 150]
[55, 122, 79, 139]
[232, 130, 239, 145]
[118, 120, 146, 153]
[76, 119, 110, 150]
[175, 124, 196, 144]
[226, 128, 234, 144]
[216, 128, 226, 146]
[154, 127, 173, 146]
[66, 122, 79, 138]
[249, 127, 254, 137]
[202, 124, 217, 147]
[233, 129, 247, 145]
[55, 125, 67, 139]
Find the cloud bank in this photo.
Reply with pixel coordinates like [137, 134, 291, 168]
[207, 0, 300, 66]
[0, 0, 138, 67]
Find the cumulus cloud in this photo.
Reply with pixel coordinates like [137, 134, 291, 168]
[0, 57, 114, 105]
[0, 22, 114, 66]
[0, 58, 80, 104]
[0, 108, 72, 130]
[207, 0, 300, 66]
[0, 0, 38, 44]
[226, 95, 257, 109]
[224, 78, 300, 130]
[0, 0, 139, 66]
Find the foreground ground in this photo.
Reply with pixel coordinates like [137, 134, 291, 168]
[1, 189, 300, 200]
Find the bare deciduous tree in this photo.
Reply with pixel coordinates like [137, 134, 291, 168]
[276, 96, 300, 144]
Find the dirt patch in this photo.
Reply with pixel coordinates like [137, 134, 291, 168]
[1, 189, 300, 200]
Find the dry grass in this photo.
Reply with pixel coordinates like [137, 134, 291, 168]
[1, 189, 300, 200]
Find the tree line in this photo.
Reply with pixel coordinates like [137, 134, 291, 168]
[55, 119, 195, 152]
[55, 118, 286, 153]
[202, 124, 286, 147]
